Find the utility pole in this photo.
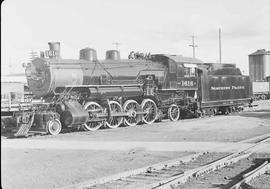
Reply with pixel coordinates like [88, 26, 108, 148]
[219, 28, 222, 64]
[9, 64, 12, 75]
[112, 42, 121, 50]
[189, 35, 198, 58]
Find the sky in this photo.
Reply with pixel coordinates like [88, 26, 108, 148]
[2, 0, 270, 75]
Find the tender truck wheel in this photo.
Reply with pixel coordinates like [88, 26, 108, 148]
[168, 104, 180, 121]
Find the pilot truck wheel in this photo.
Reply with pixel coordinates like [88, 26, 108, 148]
[46, 119, 62, 135]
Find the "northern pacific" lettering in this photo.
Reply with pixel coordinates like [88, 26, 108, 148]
[211, 86, 230, 90]
[210, 86, 245, 90]
[232, 86, 245, 90]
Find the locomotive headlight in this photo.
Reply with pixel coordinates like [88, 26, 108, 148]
[25, 66, 32, 77]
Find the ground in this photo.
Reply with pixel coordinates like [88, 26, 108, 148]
[1, 100, 270, 189]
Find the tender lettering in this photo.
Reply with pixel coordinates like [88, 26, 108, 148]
[232, 86, 245, 90]
[210, 86, 245, 90]
[211, 86, 230, 90]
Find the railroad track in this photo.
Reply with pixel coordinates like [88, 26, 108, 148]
[229, 161, 270, 189]
[59, 134, 270, 189]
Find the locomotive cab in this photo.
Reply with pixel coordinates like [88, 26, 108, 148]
[151, 54, 200, 92]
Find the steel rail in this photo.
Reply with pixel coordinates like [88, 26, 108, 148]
[229, 161, 270, 189]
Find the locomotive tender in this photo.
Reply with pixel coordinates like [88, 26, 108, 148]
[2, 42, 251, 136]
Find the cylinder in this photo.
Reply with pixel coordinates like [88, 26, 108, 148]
[60, 101, 89, 127]
[106, 50, 120, 60]
[79, 48, 97, 61]
[48, 42, 61, 59]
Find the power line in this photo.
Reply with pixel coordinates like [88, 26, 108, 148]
[189, 35, 198, 58]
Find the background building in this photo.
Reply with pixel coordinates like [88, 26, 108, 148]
[249, 49, 270, 82]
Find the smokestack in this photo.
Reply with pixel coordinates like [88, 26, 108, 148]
[48, 42, 61, 59]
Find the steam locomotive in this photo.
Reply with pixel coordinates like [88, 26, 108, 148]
[1, 42, 251, 136]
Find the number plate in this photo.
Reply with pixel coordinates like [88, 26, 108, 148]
[177, 77, 198, 88]
[45, 50, 56, 58]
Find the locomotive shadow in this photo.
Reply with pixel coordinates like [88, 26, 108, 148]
[1, 127, 86, 138]
[1, 130, 19, 138]
[237, 109, 270, 119]
[1, 129, 44, 139]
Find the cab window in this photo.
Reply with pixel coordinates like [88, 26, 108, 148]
[184, 67, 196, 77]
[169, 62, 177, 73]
[177, 65, 184, 77]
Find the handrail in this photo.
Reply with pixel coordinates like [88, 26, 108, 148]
[64, 84, 143, 88]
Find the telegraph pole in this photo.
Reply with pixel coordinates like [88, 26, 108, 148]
[219, 28, 222, 64]
[112, 42, 121, 50]
[189, 35, 198, 58]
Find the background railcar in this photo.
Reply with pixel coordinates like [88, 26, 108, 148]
[251, 81, 270, 100]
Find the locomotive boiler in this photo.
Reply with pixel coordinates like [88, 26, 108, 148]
[2, 42, 252, 136]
